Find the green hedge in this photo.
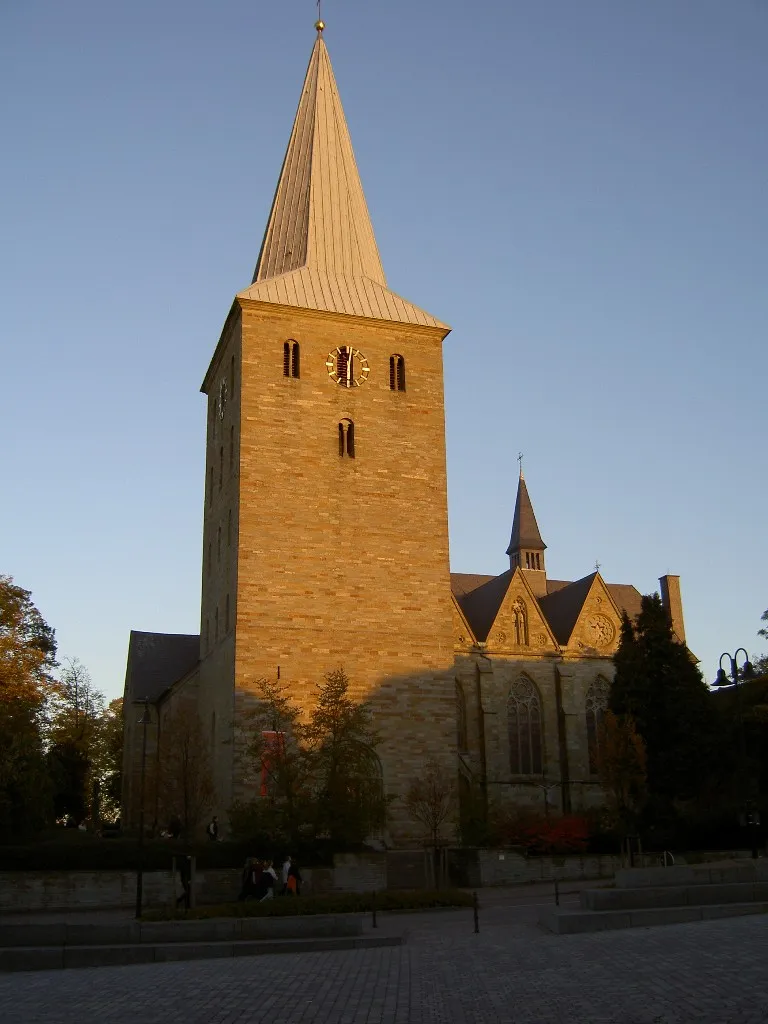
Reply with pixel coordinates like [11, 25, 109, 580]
[143, 889, 474, 921]
[0, 838, 333, 872]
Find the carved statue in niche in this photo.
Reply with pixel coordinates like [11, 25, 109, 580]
[512, 598, 528, 646]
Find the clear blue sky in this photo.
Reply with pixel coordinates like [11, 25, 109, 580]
[2, 0, 766, 700]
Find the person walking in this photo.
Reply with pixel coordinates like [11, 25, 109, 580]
[206, 816, 219, 841]
[260, 859, 278, 901]
[176, 855, 193, 910]
[280, 855, 291, 896]
[287, 857, 302, 896]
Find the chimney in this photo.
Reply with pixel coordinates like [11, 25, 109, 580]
[659, 575, 686, 645]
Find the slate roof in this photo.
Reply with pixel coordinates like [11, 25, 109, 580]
[450, 571, 643, 648]
[239, 32, 448, 331]
[506, 474, 546, 556]
[125, 630, 200, 704]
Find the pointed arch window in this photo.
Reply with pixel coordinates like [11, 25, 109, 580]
[456, 682, 468, 752]
[283, 340, 300, 378]
[338, 418, 355, 458]
[586, 676, 611, 774]
[512, 598, 528, 646]
[508, 676, 543, 775]
[389, 355, 406, 391]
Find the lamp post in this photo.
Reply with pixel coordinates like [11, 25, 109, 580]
[135, 699, 152, 919]
[714, 650, 759, 859]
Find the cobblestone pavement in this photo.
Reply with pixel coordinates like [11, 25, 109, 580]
[1, 905, 767, 1024]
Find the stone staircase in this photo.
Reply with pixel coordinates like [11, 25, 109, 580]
[539, 861, 768, 935]
[0, 914, 401, 972]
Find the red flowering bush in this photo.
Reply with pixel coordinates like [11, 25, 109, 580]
[495, 811, 589, 855]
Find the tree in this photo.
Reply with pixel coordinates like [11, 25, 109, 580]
[754, 608, 768, 676]
[47, 658, 106, 823]
[156, 704, 215, 839]
[611, 594, 721, 816]
[235, 678, 313, 844]
[0, 576, 58, 836]
[231, 669, 388, 848]
[597, 710, 647, 839]
[305, 668, 387, 846]
[404, 760, 455, 850]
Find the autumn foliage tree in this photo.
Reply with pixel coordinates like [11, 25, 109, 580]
[0, 576, 59, 835]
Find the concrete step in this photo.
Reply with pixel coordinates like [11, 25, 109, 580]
[0, 933, 402, 972]
[582, 881, 768, 911]
[615, 862, 768, 890]
[0, 913, 362, 947]
[539, 901, 768, 935]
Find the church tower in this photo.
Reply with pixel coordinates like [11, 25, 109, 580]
[198, 25, 456, 836]
[506, 469, 547, 597]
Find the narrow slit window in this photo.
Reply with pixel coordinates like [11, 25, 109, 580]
[217, 525, 222, 564]
[227, 509, 232, 548]
[229, 426, 234, 472]
[218, 447, 223, 490]
[389, 355, 406, 391]
[215, 606, 219, 642]
[284, 340, 300, 378]
[338, 419, 355, 458]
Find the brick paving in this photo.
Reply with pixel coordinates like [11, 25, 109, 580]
[1, 904, 767, 1023]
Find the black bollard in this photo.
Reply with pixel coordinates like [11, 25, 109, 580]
[554, 878, 559, 906]
[473, 890, 479, 934]
[372, 890, 377, 928]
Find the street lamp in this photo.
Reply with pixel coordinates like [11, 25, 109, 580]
[714, 650, 759, 859]
[135, 698, 153, 918]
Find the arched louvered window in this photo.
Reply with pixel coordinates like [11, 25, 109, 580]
[338, 418, 355, 458]
[508, 676, 543, 775]
[456, 682, 468, 752]
[586, 676, 611, 774]
[389, 355, 406, 391]
[283, 340, 300, 378]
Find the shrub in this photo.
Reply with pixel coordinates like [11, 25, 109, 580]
[494, 812, 589, 855]
[142, 888, 474, 921]
[0, 837, 332, 872]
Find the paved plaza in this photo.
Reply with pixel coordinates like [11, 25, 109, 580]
[1, 897, 767, 1023]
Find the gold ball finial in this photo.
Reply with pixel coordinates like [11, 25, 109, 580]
[315, 19, 325, 32]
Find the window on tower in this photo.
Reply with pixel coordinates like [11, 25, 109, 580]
[225, 593, 230, 633]
[338, 418, 355, 458]
[219, 447, 223, 490]
[283, 340, 300, 378]
[229, 426, 234, 472]
[389, 355, 406, 391]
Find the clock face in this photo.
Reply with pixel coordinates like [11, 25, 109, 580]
[326, 346, 370, 388]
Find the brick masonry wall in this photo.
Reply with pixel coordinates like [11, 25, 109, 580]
[227, 302, 456, 841]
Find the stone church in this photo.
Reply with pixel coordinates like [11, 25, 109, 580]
[121, 24, 687, 842]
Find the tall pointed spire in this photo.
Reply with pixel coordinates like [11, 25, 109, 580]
[507, 470, 547, 579]
[238, 30, 447, 330]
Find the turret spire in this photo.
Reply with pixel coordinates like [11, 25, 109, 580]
[507, 470, 547, 587]
[238, 31, 447, 329]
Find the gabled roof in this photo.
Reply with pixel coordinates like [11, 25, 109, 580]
[125, 630, 199, 704]
[538, 573, 599, 646]
[451, 570, 643, 649]
[454, 570, 513, 643]
[506, 473, 546, 556]
[238, 32, 447, 331]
